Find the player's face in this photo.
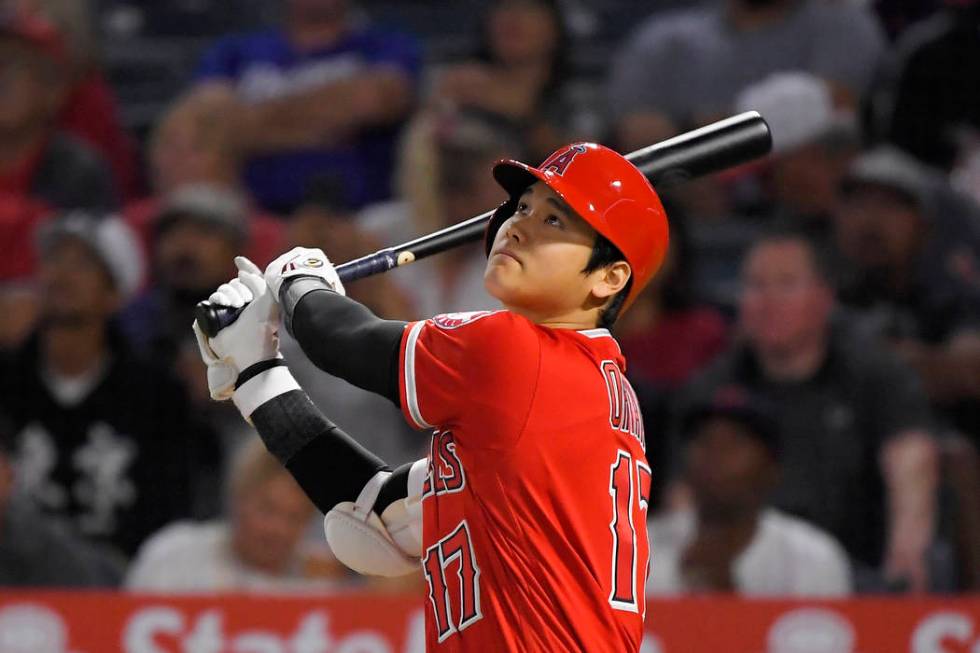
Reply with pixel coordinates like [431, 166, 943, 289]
[484, 183, 611, 322]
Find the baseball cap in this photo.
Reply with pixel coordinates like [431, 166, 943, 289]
[841, 146, 936, 210]
[681, 385, 780, 457]
[36, 212, 145, 301]
[735, 72, 857, 155]
[154, 184, 248, 242]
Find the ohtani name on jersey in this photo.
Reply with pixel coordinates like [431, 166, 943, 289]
[423, 430, 466, 498]
[601, 361, 645, 449]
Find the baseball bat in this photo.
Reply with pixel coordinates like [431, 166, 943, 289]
[196, 111, 771, 337]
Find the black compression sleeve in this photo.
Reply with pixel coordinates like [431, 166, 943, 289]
[251, 389, 389, 514]
[288, 285, 405, 406]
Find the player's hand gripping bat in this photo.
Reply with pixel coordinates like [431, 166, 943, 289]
[196, 111, 772, 337]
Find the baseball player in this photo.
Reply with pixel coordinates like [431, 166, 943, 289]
[195, 143, 669, 651]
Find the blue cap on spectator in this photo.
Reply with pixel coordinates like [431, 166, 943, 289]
[682, 385, 781, 458]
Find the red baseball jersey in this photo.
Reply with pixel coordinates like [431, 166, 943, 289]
[398, 310, 651, 652]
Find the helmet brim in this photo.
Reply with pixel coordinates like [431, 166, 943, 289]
[492, 160, 542, 198]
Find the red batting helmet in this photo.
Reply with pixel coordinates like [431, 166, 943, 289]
[485, 142, 670, 310]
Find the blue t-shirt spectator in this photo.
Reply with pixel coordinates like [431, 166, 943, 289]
[195, 21, 421, 212]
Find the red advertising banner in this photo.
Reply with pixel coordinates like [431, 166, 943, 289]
[0, 591, 976, 653]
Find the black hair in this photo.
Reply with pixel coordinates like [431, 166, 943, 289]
[582, 233, 632, 330]
[474, 0, 570, 99]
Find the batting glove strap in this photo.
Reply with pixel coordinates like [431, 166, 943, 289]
[281, 276, 337, 337]
[232, 364, 301, 419]
[235, 359, 285, 390]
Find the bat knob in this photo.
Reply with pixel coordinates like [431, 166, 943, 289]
[194, 301, 244, 338]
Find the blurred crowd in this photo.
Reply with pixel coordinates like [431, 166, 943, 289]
[0, 0, 977, 597]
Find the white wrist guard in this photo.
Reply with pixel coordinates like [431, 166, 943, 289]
[324, 459, 427, 577]
[232, 364, 301, 419]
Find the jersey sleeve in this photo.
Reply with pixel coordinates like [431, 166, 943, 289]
[398, 311, 540, 442]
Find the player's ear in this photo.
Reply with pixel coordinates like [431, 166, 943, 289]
[590, 261, 631, 301]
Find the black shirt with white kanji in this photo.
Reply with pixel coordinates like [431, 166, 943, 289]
[0, 331, 219, 557]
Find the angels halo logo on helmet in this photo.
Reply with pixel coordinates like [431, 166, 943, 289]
[484, 142, 670, 310]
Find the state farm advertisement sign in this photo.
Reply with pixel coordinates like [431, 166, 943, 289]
[0, 592, 976, 653]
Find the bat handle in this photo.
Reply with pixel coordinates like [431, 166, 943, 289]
[193, 249, 400, 338]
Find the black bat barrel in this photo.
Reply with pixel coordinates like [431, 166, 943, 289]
[195, 112, 770, 337]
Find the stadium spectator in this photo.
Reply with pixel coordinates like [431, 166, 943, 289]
[122, 186, 246, 367]
[607, 0, 885, 151]
[430, 0, 579, 161]
[734, 72, 860, 238]
[359, 110, 518, 318]
[123, 186, 277, 468]
[874, 0, 980, 170]
[0, 410, 122, 587]
[834, 147, 980, 440]
[16, 0, 141, 198]
[126, 437, 346, 592]
[0, 214, 219, 556]
[648, 387, 852, 596]
[124, 87, 285, 271]
[680, 230, 939, 591]
[0, 12, 116, 212]
[191, 0, 421, 212]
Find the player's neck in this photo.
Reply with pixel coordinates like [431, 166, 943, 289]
[506, 303, 603, 332]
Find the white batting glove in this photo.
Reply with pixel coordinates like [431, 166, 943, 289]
[193, 256, 282, 401]
[193, 321, 238, 401]
[264, 247, 346, 303]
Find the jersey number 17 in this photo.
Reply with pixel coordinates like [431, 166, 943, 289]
[609, 450, 651, 614]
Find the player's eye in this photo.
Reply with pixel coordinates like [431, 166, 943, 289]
[516, 202, 530, 214]
[545, 214, 563, 228]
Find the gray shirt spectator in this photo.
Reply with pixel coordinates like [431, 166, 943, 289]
[607, 0, 885, 148]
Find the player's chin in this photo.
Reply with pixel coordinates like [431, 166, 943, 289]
[483, 263, 520, 302]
